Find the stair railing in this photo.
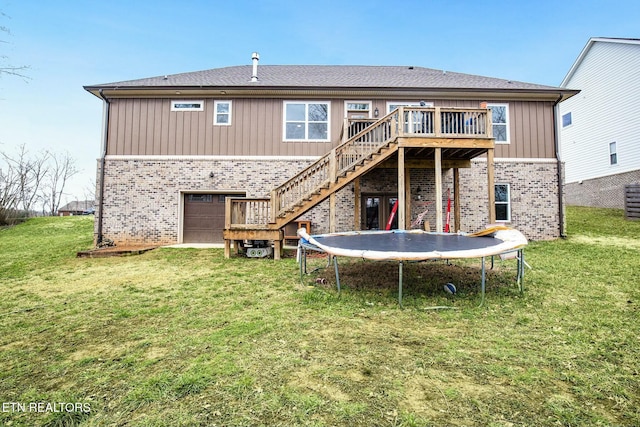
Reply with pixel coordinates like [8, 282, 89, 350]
[270, 108, 402, 221]
[225, 107, 491, 228]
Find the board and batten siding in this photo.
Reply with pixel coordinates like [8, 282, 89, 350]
[107, 98, 337, 157]
[560, 40, 640, 183]
[107, 98, 556, 159]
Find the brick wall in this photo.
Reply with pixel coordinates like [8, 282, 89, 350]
[95, 158, 312, 245]
[458, 159, 561, 240]
[564, 170, 640, 208]
[95, 157, 562, 245]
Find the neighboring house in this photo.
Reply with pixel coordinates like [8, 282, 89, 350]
[84, 55, 577, 252]
[559, 37, 640, 208]
[58, 200, 95, 216]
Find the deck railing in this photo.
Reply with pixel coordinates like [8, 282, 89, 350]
[227, 107, 491, 228]
[396, 106, 491, 137]
[225, 197, 271, 229]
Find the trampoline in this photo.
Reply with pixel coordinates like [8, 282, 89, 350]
[297, 227, 528, 306]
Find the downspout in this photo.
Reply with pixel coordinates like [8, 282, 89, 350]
[553, 94, 566, 238]
[96, 89, 110, 245]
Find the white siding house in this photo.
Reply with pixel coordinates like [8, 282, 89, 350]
[559, 37, 640, 208]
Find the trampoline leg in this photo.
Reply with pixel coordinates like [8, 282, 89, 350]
[517, 250, 524, 293]
[302, 246, 307, 275]
[398, 261, 404, 307]
[333, 256, 341, 293]
[299, 246, 303, 281]
[479, 256, 486, 307]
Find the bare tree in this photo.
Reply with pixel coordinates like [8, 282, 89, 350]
[1, 145, 80, 220]
[42, 151, 79, 216]
[0, 158, 19, 224]
[1, 144, 48, 214]
[1, 10, 30, 81]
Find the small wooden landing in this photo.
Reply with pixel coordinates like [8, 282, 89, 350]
[223, 229, 284, 260]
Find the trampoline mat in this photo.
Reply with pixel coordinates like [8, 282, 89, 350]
[314, 232, 499, 254]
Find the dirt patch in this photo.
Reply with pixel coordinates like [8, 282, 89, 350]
[77, 245, 157, 258]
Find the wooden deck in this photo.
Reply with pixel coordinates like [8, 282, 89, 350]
[224, 106, 495, 258]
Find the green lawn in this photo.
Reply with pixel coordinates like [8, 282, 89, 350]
[0, 207, 638, 426]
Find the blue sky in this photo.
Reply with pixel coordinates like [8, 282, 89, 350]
[1, 0, 639, 202]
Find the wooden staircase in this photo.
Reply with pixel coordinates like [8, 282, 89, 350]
[224, 106, 492, 258]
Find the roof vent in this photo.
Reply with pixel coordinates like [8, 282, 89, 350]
[251, 52, 260, 82]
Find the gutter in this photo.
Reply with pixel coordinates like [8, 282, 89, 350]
[96, 89, 110, 245]
[553, 94, 566, 238]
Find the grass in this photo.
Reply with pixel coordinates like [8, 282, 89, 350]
[0, 208, 638, 426]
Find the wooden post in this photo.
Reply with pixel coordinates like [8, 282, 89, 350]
[329, 193, 336, 233]
[397, 107, 405, 137]
[453, 168, 461, 232]
[354, 178, 361, 230]
[329, 148, 337, 184]
[487, 149, 496, 224]
[435, 147, 443, 232]
[224, 239, 231, 258]
[343, 117, 348, 143]
[273, 239, 282, 261]
[398, 147, 406, 230]
[434, 107, 442, 137]
[391, 114, 398, 138]
[405, 168, 411, 228]
[270, 190, 278, 224]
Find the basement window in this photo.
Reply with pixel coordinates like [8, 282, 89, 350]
[214, 101, 232, 125]
[171, 100, 204, 111]
[495, 183, 511, 222]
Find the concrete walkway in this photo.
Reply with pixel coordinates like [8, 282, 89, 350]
[163, 243, 224, 249]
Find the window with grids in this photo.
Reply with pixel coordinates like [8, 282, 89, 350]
[495, 183, 511, 222]
[214, 101, 232, 125]
[283, 102, 330, 141]
[487, 103, 509, 144]
[609, 141, 618, 165]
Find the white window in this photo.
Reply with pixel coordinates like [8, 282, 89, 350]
[487, 103, 509, 144]
[214, 101, 232, 125]
[345, 101, 372, 118]
[609, 141, 618, 165]
[283, 101, 330, 141]
[562, 112, 572, 128]
[171, 100, 204, 112]
[386, 101, 432, 113]
[495, 183, 511, 222]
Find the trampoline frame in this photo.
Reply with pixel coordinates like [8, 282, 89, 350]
[297, 228, 527, 306]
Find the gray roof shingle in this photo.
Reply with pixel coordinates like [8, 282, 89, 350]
[86, 65, 562, 91]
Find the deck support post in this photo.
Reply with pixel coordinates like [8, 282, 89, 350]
[435, 147, 443, 232]
[398, 147, 406, 230]
[353, 178, 361, 230]
[405, 167, 411, 229]
[453, 168, 461, 232]
[329, 193, 336, 233]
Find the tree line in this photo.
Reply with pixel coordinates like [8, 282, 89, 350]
[0, 144, 79, 225]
